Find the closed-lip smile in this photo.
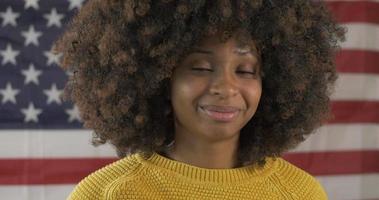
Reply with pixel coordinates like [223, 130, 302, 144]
[199, 105, 240, 122]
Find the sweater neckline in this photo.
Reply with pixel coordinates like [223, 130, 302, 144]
[135, 151, 277, 183]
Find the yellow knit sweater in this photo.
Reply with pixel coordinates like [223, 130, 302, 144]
[67, 152, 328, 199]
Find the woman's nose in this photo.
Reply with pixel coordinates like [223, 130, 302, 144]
[208, 70, 238, 99]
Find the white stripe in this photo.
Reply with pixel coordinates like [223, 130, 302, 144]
[0, 130, 116, 158]
[342, 23, 379, 51]
[316, 174, 379, 200]
[1, 175, 378, 200]
[1, 124, 378, 158]
[291, 124, 379, 152]
[331, 73, 379, 101]
[0, 185, 74, 200]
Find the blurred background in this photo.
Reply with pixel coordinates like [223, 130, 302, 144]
[0, 0, 378, 199]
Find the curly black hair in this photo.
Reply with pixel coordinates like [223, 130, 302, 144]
[54, 0, 345, 166]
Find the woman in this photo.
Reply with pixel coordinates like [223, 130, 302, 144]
[54, 0, 345, 199]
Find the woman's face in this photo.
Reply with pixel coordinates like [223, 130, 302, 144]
[170, 33, 262, 143]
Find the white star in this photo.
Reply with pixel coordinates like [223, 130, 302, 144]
[43, 8, 64, 28]
[68, 0, 85, 10]
[21, 25, 43, 46]
[43, 84, 63, 105]
[0, 82, 20, 104]
[0, 7, 20, 27]
[24, 0, 40, 10]
[21, 102, 43, 123]
[43, 49, 62, 66]
[0, 43, 20, 65]
[65, 105, 82, 122]
[21, 64, 42, 85]
[66, 70, 74, 76]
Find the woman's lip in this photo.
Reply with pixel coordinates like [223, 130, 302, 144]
[199, 106, 240, 122]
[201, 105, 240, 112]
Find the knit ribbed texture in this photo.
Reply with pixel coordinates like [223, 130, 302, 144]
[67, 152, 328, 199]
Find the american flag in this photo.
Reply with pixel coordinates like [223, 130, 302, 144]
[0, 0, 378, 199]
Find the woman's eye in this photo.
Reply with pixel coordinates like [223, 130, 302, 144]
[236, 64, 258, 77]
[191, 67, 212, 72]
[236, 70, 256, 75]
[236, 69, 258, 77]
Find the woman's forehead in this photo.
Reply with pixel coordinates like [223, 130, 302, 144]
[191, 32, 259, 58]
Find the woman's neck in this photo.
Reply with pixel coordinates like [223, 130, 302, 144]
[159, 142, 244, 169]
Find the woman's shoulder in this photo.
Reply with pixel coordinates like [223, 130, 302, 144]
[271, 157, 328, 200]
[66, 153, 143, 200]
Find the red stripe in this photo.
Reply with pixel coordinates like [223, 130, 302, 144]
[283, 150, 379, 176]
[330, 101, 379, 124]
[327, 1, 379, 24]
[0, 158, 116, 185]
[1, 151, 379, 184]
[336, 50, 379, 74]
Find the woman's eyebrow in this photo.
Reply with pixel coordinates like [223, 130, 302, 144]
[189, 47, 258, 57]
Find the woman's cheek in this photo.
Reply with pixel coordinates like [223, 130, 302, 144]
[182, 73, 209, 89]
